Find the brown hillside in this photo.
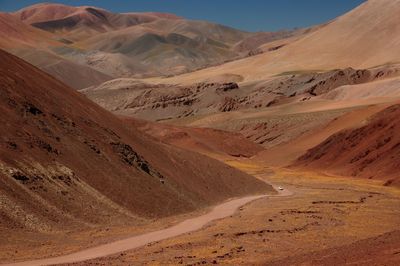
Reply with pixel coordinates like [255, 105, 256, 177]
[127, 118, 264, 158]
[0, 49, 273, 234]
[295, 104, 400, 187]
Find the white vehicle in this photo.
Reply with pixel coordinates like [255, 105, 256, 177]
[278, 186, 284, 191]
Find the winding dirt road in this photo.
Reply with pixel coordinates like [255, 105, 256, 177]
[3, 187, 291, 266]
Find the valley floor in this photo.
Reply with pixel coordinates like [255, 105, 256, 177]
[1, 158, 399, 265]
[2, 1, 400, 265]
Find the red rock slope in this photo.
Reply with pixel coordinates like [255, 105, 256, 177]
[127, 118, 264, 158]
[295, 104, 400, 187]
[0, 49, 273, 233]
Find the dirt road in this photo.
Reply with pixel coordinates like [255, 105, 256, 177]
[3, 187, 291, 266]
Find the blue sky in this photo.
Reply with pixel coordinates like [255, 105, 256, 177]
[0, 0, 365, 32]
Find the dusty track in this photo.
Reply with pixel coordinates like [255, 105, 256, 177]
[3, 187, 291, 266]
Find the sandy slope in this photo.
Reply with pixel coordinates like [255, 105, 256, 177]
[10, 47, 113, 89]
[255, 102, 396, 166]
[322, 76, 400, 101]
[0, 13, 112, 89]
[127, 118, 264, 159]
[0, 12, 58, 48]
[141, 0, 400, 84]
[295, 103, 400, 187]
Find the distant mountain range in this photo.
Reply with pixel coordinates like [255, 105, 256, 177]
[0, 3, 303, 89]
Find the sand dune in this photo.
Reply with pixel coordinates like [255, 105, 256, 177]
[322, 76, 400, 101]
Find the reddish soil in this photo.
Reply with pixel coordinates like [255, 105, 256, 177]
[1, 1, 400, 264]
[295, 104, 400, 187]
[0, 49, 273, 237]
[269, 230, 400, 266]
[5, 195, 271, 266]
[127, 118, 264, 158]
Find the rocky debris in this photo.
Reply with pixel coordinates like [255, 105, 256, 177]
[84, 81, 244, 120]
[23, 103, 43, 116]
[219, 97, 239, 112]
[12, 172, 31, 182]
[84, 139, 101, 154]
[87, 65, 399, 121]
[51, 114, 76, 129]
[5, 164, 79, 189]
[266, 98, 279, 107]
[52, 174, 74, 186]
[251, 65, 400, 109]
[268, 44, 285, 51]
[312, 196, 367, 205]
[110, 141, 164, 179]
[234, 221, 320, 237]
[305, 68, 370, 96]
[280, 210, 320, 215]
[247, 48, 263, 56]
[84, 65, 400, 123]
[30, 137, 60, 155]
[215, 82, 239, 93]
[125, 85, 198, 110]
[6, 141, 18, 150]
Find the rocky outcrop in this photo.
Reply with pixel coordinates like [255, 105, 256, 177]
[219, 97, 240, 112]
[215, 82, 239, 92]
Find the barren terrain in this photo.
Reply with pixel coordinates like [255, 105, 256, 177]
[1, 0, 400, 265]
[0, 48, 273, 258]
[20, 160, 398, 266]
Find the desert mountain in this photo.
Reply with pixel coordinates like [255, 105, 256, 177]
[0, 12, 113, 89]
[13, 3, 250, 77]
[128, 118, 264, 158]
[295, 103, 400, 187]
[150, 0, 400, 84]
[0, 12, 57, 48]
[0, 3, 304, 89]
[1, 1, 400, 265]
[81, 0, 400, 124]
[13, 3, 181, 41]
[0, 49, 273, 234]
